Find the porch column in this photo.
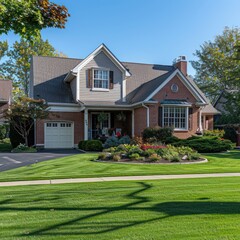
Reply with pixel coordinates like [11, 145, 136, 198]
[203, 115, 206, 130]
[199, 107, 203, 132]
[84, 108, 88, 140]
[132, 109, 135, 137]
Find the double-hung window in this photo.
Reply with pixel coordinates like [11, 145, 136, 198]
[93, 69, 109, 89]
[163, 106, 188, 130]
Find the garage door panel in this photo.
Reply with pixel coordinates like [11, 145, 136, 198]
[45, 122, 74, 148]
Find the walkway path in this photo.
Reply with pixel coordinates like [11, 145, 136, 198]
[1, 173, 240, 187]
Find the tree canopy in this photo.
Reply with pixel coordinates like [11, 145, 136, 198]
[0, 0, 69, 40]
[0, 38, 66, 96]
[191, 27, 240, 102]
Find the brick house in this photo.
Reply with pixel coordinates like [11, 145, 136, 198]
[0, 79, 12, 124]
[30, 44, 219, 148]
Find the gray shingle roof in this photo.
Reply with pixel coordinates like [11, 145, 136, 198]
[126, 69, 175, 103]
[31, 55, 216, 116]
[31, 56, 81, 103]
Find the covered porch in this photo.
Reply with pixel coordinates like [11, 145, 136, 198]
[83, 109, 134, 140]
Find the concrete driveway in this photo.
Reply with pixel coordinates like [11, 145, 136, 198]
[0, 149, 81, 172]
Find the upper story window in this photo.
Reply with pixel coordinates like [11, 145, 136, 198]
[93, 69, 109, 89]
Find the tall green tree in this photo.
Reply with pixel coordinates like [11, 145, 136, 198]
[191, 27, 240, 102]
[0, 0, 69, 40]
[0, 38, 66, 95]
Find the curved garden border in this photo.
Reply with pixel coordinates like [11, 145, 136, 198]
[94, 158, 208, 165]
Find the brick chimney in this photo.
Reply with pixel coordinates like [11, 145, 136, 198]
[173, 56, 187, 76]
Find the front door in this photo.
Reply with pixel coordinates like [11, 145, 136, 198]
[91, 113, 110, 139]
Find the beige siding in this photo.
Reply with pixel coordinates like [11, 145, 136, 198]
[70, 77, 77, 101]
[79, 51, 123, 102]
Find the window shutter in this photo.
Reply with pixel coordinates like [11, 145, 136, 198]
[109, 71, 114, 89]
[188, 108, 193, 130]
[158, 107, 163, 127]
[87, 69, 93, 88]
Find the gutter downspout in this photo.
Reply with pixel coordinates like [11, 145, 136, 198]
[142, 103, 149, 127]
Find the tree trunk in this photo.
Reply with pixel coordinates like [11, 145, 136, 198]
[237, 127, 240, 147]
[25, 135, 28, 147]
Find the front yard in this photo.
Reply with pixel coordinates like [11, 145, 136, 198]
[0, 150, 239, 182]
[0, 177, 240, 239]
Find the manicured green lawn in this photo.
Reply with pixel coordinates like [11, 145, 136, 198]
[0, 150, 240, 182]
[0, 177, 240, 239]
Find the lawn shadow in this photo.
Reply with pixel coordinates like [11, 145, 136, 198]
[0, 182, 240, 237]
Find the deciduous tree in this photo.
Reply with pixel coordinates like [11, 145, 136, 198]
[0, 0, 70, 40]
[3, 97, 49, 146]
[0, 38, 66, 95]
[191, 27, 240, 102]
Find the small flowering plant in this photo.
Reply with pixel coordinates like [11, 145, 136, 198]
[141, 144, 166, 151]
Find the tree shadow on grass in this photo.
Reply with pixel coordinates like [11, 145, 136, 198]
[1, 182, 240, 237]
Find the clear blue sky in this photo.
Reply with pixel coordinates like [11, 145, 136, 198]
[2, 0, 240, 76]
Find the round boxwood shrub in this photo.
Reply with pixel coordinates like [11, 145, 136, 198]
[78, 140, 103, 151]
[85, 140, 103, 151]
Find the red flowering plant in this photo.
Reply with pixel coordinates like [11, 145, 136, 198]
[116, 131, 121, 138]
[141, 144, 166, 151]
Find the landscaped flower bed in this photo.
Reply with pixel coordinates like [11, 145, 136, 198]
[98, 144, 203, 163]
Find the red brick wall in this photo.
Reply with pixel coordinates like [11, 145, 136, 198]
[134, 107, 147, 137]
[134, 75, 201, 139]
[36, 112, 84, 146]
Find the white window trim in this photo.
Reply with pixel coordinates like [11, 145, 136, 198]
[92, 68, 110, 91]
[162, 106, 189, 131]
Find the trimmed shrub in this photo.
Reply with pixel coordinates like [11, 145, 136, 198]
[103, 135, 131, 148]
[103, 136, 119, 148]
[142, 126, 173, 143]
[165, 136, 181, 144]
[85, 140, 103, 151]
[78, 140, 87, 150]
[103, 147, 117, 153]
[143, 148, 156, 157]
[119, 135, 131, 144]
[149, 153, 161, 161]
[129, 153, 140, 160]
[172, 137, 234, 153]
[204, 129, 225, 138]
[78, 140, 102, 151]
[187, 152, 201, 160]
[98, 152, 108, 160]
[12, 143, 36, 153]
[112, 154, 121, 161]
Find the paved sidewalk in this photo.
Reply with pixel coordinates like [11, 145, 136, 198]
[1, 173, 240, 187]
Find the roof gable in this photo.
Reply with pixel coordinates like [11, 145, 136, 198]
[72, 44, 131, 77]
[144, 69, 207, 104]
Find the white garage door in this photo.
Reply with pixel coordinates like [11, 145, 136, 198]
[45, 122, 74, 148]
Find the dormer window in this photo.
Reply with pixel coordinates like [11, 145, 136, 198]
[93, 69, 109, 89]
[87, 68, 114, 90]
